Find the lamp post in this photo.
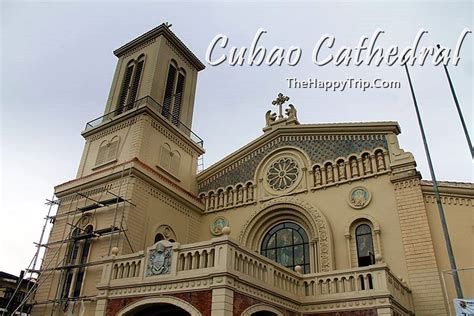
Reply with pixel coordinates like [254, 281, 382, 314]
[437, 45, 473, 159]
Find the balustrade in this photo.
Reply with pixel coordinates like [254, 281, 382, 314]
[100, 236, 413, 313]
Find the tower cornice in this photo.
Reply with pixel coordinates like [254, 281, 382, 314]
[113, 24, 205, 71]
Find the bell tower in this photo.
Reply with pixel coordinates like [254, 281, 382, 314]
[33, 25, 206, 314]
[75, 24, 205, 191]
[104, 23, 205, 129]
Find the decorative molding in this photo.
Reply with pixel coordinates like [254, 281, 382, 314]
[347, 186, 371, 209]
[165, 39, 193, 69]
[392, 178, 421, 190]
[88, 117, 138, 142]
[241, 303, 284, 316]
[116, 295, 202, 316]
[107, 278, 214, 297]
[58, 178, 127, 204]
[344, 214, 381, 236]
[145, 241, 173, 276]
[423, 195, 473, 207]
[198, 134, 387, 192]
[238, 196, 334, 272]
[134, 177, 196, 219]
[151, 119, 194, 156]
[121, 38, 156, 59]
[210, 216, 228, 236]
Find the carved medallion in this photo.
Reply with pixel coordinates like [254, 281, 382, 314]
[211, 216, 228, 236]
[348, 187, 371, 209]
[146, 242, 172, 276]
[266, 157, 299, 191]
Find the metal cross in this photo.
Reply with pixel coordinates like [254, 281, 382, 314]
[272, 93, 289, 119]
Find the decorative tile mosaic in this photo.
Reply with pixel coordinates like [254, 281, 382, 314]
[198, 134, 387, 192]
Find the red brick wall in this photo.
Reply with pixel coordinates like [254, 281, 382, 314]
[233, 291, 298, 316]
[172, 291, 212, 316]
[106, 297, 142, 316]
[105, 290, 212, 316]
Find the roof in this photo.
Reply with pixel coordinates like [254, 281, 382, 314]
[0, 271, 19, 281]
[113, 23, 206, 71]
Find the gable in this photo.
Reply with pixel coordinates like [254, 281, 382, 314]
[198, 133, 387, 192]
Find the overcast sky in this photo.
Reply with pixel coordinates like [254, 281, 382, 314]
[1, 1, 472, 276]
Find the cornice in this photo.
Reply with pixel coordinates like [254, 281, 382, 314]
[421, 180, 474, 198]
[113, 24, 205, 71]
[54, 158, 204, 214]
[197, 121, 400, 183]
[81, 103, 205, 156]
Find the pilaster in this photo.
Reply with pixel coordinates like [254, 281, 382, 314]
[391, 172, 447, 315]
[211, 287, 234, 316]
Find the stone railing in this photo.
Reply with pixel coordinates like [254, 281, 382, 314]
[300, 265, 413, 311]
[97, 235, 413, 313]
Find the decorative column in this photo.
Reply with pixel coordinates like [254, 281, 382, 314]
[321, 167, 327, 186]
[374, 229, 382, 262]
[358, 158, 365, 177]
[302, 167, 309, 189]
[344, 233, 352, 268]
[370, 154, 378, 174]
[345, 161, 351, 181]
[310, 237, 319, 273]
[308, 169, 314, 188]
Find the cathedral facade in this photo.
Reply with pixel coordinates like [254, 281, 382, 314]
[31, 25, 473, 316]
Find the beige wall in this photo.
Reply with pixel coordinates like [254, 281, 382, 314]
[424, 189, 474, 310]
[198, 163, 410, 281]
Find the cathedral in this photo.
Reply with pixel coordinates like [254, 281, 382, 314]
[31, 24, 472, 316]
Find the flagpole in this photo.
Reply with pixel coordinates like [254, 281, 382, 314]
[436, 45, 474, 159]
[404, 64, 464, 299]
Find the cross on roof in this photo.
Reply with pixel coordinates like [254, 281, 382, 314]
[272, 93, 289, 118]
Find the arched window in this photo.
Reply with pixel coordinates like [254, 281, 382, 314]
[261, 222, 309, 273]
[162, 61, 185, 126]
[95, 137, 120, 166]
[116, 56, 145, 115]
[61, 225, 94, 298]
[355, 224, 375, 267]
[72, 225, 93, 297]
[154, 233, 165, 243]
[117, 62, 134, 114]
[154, 225, 176, 244]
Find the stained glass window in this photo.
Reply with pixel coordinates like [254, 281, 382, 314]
[261, 222, 310, 273]
[355, 224, 375, 267]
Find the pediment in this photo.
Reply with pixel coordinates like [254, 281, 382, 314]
[197, 122, 399, 193]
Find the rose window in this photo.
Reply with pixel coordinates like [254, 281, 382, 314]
[267, 158, 299, 191]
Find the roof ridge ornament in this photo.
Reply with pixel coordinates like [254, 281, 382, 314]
[272, 93, 289, 119]
[264, 93, 299, 132]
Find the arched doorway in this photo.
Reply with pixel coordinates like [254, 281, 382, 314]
[126, 303, 190, 316]
[117, 297, 202, 316]
[241, 303, 284, 316]
[252, 311, 278, 316]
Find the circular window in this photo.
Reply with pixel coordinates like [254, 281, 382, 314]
[266, 158, 299, 191]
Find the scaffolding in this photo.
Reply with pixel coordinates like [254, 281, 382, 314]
[6, 167, 136, 315]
